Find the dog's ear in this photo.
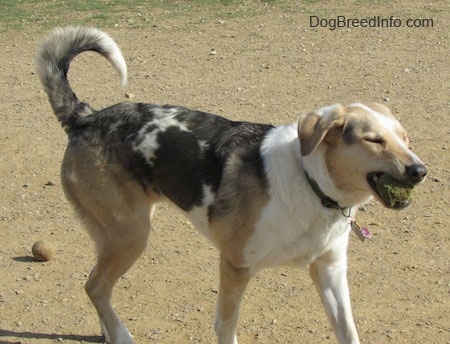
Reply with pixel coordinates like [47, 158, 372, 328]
[298, 104, 345, 156]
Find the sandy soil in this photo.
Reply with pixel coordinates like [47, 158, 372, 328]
[0, 1, 449, 343]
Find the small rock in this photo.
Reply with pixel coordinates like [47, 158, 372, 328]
[125, 93, 135, 99]
[32, 240, 55, 262]
[44, 181, 55, 186]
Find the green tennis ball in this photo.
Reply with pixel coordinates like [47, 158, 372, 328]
[376, 174, 414, 207]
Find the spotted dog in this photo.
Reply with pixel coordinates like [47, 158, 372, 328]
[36, 27, 427, 344]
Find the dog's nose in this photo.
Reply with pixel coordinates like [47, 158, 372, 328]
[405, 164, 427, 183]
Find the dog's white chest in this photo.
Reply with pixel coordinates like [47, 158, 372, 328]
[240, 124, 352, 271]
[243, 203, 350, 271]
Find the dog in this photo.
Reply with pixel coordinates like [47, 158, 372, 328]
[36, 27, 426, 344]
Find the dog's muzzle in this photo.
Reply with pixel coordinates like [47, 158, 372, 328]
[367, 164, 427, 209]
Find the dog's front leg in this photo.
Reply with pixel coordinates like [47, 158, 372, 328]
[214, 256, 252, 344]
[310, 252, 360, 344]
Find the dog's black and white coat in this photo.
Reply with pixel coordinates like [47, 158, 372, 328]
[36, 27, 426, 344]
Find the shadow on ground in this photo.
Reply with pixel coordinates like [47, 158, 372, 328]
[0, 329, 102, 343]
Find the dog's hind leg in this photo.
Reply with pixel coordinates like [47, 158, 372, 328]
[83, 191, 152, 344]
[62, 156, 152, 343]
[214, 256, 252, 344]
[84, 212, 150, 344]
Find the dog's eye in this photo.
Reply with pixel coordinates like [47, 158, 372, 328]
[365, 137, 385, 145]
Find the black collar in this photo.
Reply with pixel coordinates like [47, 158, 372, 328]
[303, 169, 349, 213]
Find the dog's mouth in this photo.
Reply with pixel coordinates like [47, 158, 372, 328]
[367, 172, 415, 209]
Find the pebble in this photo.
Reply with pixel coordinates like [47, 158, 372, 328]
[32, 240, 55, 262]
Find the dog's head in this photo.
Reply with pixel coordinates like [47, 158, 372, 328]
[298, 103, 426, 209]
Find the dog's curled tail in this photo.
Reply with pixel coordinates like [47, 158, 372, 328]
[36, 26, 127, 127]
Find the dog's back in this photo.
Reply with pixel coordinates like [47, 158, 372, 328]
[36, 26, 273, 213]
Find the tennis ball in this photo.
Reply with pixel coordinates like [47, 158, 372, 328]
[32, 240, 55, 262]
[375, 174, 414, 207]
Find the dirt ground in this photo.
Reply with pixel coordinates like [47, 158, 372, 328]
[0, 1, 449, 343]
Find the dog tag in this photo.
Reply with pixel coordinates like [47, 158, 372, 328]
[350, 220, 372, 242]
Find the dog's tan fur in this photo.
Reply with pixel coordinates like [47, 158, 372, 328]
[210, 159, 270, 265]
[36, 27, 427, 344]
